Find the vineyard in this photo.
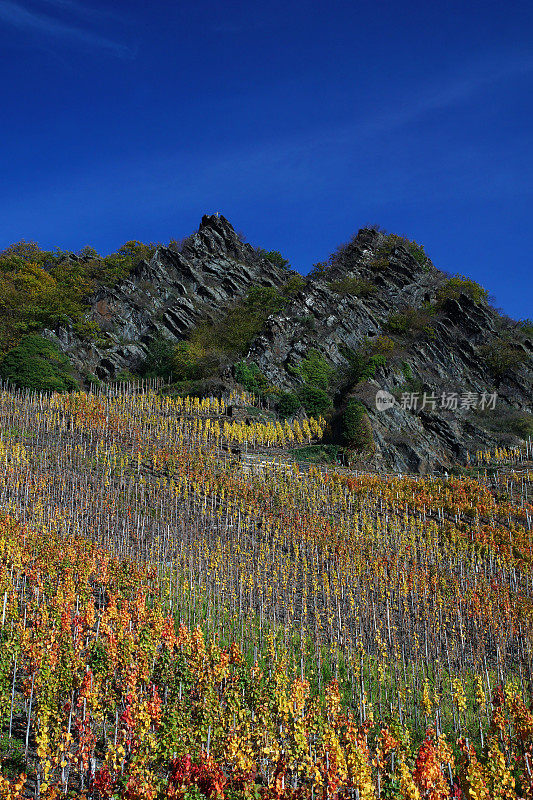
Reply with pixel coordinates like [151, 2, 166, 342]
[0, 386, 532, 799]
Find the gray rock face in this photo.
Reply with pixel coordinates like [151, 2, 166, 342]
[47, 218, 532, 473]
[48, 214, 289, 380]
[246, 228, 532, 472]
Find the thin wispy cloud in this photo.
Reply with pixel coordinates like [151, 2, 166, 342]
[208, 2, 279, 35]
[182, 49, 533, 188]
[4, 47, 529, 222]
[210, 22, 248, 34]
[403, 51, 532, 117]
[209, 18, 273, 35]
[339, 50, 533, 141]
[158, 50, 532, 203]
[0, 0, 133, 56]
[37, 0, 125, 23]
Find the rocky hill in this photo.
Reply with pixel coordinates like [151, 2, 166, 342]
[4, 214, 533, 473]
[247, 226, 532, 471]
[45, 215, 290, 381]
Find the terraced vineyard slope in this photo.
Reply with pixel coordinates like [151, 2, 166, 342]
[0, 386, 532, 798]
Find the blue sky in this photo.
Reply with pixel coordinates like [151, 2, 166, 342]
[0, 0, 532, 319]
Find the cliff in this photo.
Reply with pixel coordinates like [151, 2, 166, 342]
[36, 215, 533, 472]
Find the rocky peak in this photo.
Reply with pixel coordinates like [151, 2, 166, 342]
[183, 213, 252, 261]
[43, 215, 532, 474]
[46, 214, 288, 381]
[246, 230, 532, 473]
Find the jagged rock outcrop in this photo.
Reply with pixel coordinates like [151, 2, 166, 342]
[46, 215, 289, 380]
[247, 227, 532, 472]
[45, 215, 532, 473]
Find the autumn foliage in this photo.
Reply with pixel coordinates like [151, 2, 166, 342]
[0, 386, 532, 798]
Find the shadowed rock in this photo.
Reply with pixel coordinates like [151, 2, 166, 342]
[44, 219, 532, 473]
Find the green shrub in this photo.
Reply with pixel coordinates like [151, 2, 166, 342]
[297, 385, 332, 416]
[280, 274, 307, 296]
[505, 413, 533, 439]
[102, 240, 157, 277]
[245, 286, 288, 315]
[295, 314, 316, 330]
[140, 336, 177, 380]
[290, 349, 334, 390]
[256, 249, 290, 270]
[286, 349, 336, 415]
[277, 391, 302, 419]
[370, 257, 391, 271]
[179, 281, 300, 368]
[0, 255, 89, 354]
[72, 319, 101, 340]
[338, 345, 387, 386]
[308, 228, 432, 280]
[477, 408, 533, 440]
[342, 399, 374, 450]
[140, 337, 223, 384]
[0, 240, 65, 272]
[81, 240, 159, 287]
[518, 319, 533, 337]
[436, 275, 488, 305]
[377, 234, 432, 271]
[384, 305, 436, 337]
[180, 343, 225, 382]
[234, 361, 269, 395]
[0, 335, 78, 392]
[308, 261, 329, 279]
[144, 336, 176, 380]
[0, 238, 159, 359]
[114, 370, 136, 384]
[392, 362, 425, 399]
[384, 313, 410, 335]
[192, 310, 254, 356]
[169, 341, 196, 381]
[86, 373, 102, 389]
[371, 335, 395, 356]
[479, 337, 527, 380]
[327, 277, 376, 297]
[401, 361, 413, 383]
[191, 286, 289, 357]
[0, 733, 26, 779]
[289, 444, 342, 464]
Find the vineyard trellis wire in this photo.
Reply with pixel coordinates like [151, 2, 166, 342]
[0, 385, 532, 799]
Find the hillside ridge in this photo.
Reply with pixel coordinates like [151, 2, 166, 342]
[2, 214, 532, 473]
